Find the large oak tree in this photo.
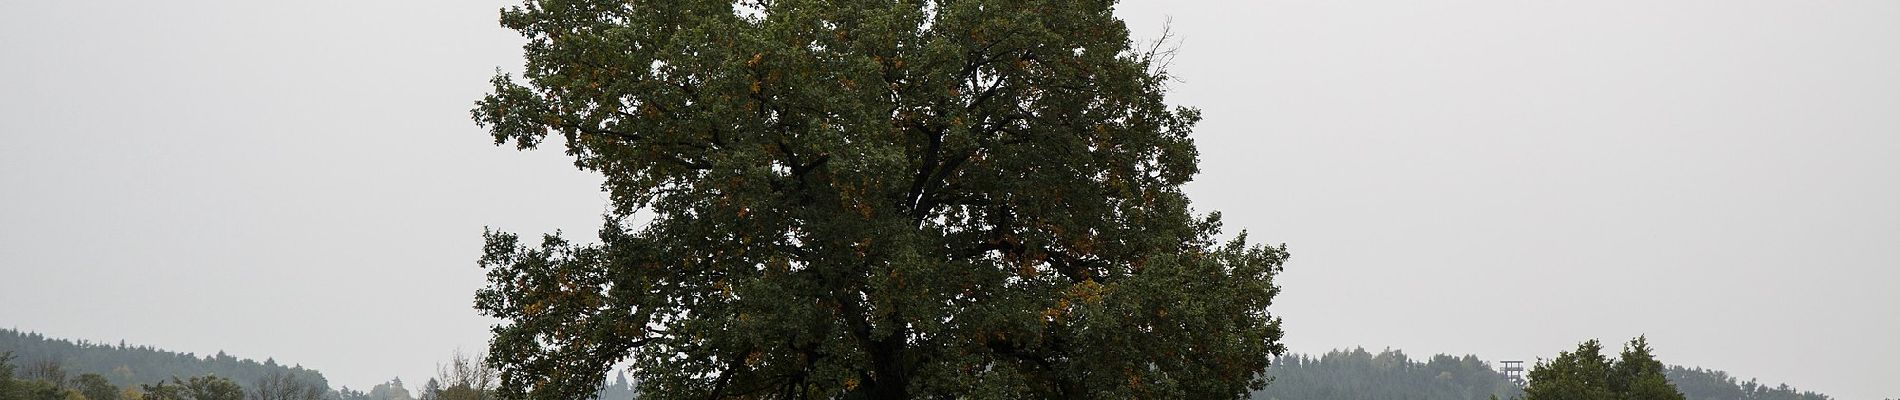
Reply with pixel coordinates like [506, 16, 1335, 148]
[471, 0, 1288, 398]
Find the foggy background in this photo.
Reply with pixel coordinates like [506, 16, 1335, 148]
[2, 1, 1895, 398]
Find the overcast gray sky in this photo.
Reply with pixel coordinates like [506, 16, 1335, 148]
[2, 1, 1895, 398]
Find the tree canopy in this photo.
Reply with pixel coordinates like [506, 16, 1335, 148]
[142, 376, 246, 400]
[1523, 337, 1685, 400]
[471, 0, 1289, 398]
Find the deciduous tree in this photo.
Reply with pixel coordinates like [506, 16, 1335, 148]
[249, 370, 324, 400]
[473, 0, 1289, 398]
[1523, 337, 1685, 400]
[72, 374, 117, 400]
[426, 350, 495, 400]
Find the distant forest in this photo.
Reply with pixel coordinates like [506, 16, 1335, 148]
[1250, 348, 1522, 400]
[0, 328, 329, 393]
[1664, 366, 1831, 400]
[0, 329, 636, 400]
[1, 329, 1838, 400]
[1249, 348, 1832, 400]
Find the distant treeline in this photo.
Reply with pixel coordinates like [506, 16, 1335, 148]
[0, 328, 328, 394]
[1, 329, 634, 400]
[1250, 348, 1523, 400]
[1248, 347, 1833, 400]
[1665, 366, 1829, 400]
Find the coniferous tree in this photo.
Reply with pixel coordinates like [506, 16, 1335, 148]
[593, 371, 636, 400]
[1615, 337, 1683, 400]
[420, 379, 442, 400]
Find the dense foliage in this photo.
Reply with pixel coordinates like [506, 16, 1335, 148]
[1523, 337, 1684, 400]
[472, 0, 1288, 398]
[140, 375, 248, 400]
[1247, 348, 1521, 400]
